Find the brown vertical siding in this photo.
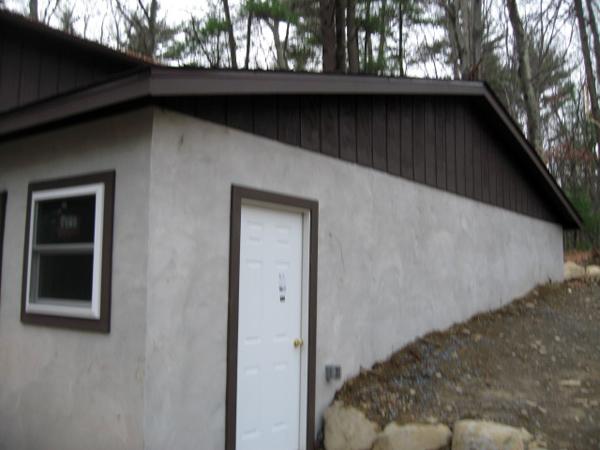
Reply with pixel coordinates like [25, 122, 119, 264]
[320, 96, 339, 157]
[386, 97, 401, 176]
[372, 97, 387, 171]
[339, 97, 356, 162]
[227, 97, 253, 133]
[455, 104, 466, 196]
[464, 106, 474, 198]
[400, 97, 414, 180]
[253, 95, 277, 140]
[413, 100, 426, 183]
[168, 94, 561, 224]
[277, 96, 301, 146]
[424, 98, 437, 187]
[301, 96, 321, 152]
[0, 37, 21, 109]
[356, 96, 373, 167]
[445, 101, 456, 192]
[0, 27, 142, 113]
[435, 98, 446, 190]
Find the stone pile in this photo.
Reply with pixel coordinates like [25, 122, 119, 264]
[564, 261, 600, 280]
[324, 401, 544, 450]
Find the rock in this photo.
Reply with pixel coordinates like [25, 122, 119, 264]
[372, 422, 452, 450]
[565, 262, 585, 280]
[586, 265, 600, 277]
[452, 420, 532, 450]
[323, 401, 381, 450]
[559, 379, 581, 387]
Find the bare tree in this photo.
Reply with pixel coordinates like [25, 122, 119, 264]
[335, 0, 346, 71]
[114, 0, 173, 59]
[441, 0, 484, 80]
[347, 0, 359, 73]
[222, 0, 238, 69]
[507, 0, 542, 151]
[575, 0, 600, 153]
[244, 10, 253, 69]
[376, 0, 388, 72]
[320, 0, 337, 71]
[29, 0, 38, 20]
[586, 0, 600, 87]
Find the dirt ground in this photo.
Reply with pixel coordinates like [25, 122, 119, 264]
[335, 279, 600, 450]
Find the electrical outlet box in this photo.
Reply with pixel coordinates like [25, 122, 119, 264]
[325, 365, 341, 382]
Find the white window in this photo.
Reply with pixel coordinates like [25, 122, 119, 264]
[22, 172, 114, 331]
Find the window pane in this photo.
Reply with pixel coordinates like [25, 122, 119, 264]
[36, 253, 93, 301]
[36, 195, 95, 244]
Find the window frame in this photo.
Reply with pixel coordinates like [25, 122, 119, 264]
[0, 191, 6, 305]
[21, 171, 115, 332]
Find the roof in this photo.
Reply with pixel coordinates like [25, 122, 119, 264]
[0, 9, 152, 67]
[0, 11, 582, 230]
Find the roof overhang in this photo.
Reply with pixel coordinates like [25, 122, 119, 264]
[0, 67, 582, 229]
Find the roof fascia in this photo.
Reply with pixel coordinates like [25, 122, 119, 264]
[0, 71, 151, 137]
[480, 85, 582, 228]
[148, 67, 486, 96]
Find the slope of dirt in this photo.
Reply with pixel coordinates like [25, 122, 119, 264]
[335, 279, 600, 450]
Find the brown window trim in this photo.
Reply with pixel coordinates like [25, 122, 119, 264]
[226, 185, 319, 450]
[20, 171, 115, 333]
[0, 191, 6, 304]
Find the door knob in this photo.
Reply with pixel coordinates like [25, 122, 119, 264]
[293, 338, 304, 348]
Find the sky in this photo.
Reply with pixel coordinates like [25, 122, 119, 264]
[5, 0, 209, 40]
[3, 0, 579, 82]
[5, 0, 297, 70]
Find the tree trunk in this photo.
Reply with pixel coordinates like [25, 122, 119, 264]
[320, 0, 337, 72]
[586, 0, 600, 90]
[148, 0, 158, 58]
[364, 0, 373, 72]
[376, 0, 387, 73]
[335, 0, 346, 72]
[271, 19, 288, 70]
[29, 0, 38, 20]
[398, 0, 404, 76]
[244, 12, 253, 69]
[507, 0, 542, 152]
[444, 2, 464, 79]
[222, 0, 238, 69]
[470, 0, 483, 79]
[575, 0, 600, 152]
[347, 0, 359, 73]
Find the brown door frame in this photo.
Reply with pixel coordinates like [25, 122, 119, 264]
[226, 185, 318, 450]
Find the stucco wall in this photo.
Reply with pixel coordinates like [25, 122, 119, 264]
[0, 107, 564, 449]
[0, 109, 152, 450]
[146, 109, 563, 449]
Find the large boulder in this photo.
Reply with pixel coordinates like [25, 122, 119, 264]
[452, 420, 532, 450]
[586, 265, 600, 277]
[323, 401, 381, 450]
[372, 422, 452, 450]
[564, 262, 585, 280]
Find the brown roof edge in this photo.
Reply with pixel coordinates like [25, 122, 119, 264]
[148, 67, 487, 96]
[0, 9, 152, 68]
[0, 70, 151, 136]
[0, 67, 582, 229]
[480, 82, 582, 229]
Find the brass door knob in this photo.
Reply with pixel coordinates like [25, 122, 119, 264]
[293, 338, 304, 348]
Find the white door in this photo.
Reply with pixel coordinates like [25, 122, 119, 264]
[236, 203, 306, 450]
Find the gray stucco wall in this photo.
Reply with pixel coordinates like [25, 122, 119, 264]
[0, 107, 564, 449]
[146, 109, 563, 449]
[0, 109, 152, 450]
